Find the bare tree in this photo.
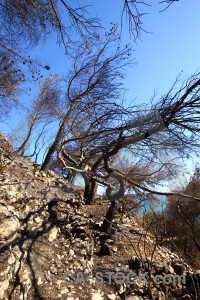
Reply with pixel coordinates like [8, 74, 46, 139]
[0, 54, 24, 119]
[0, 0, 101, 56]
[41, 27, 132, 171]
[0, 0, 182, 121]
[57, 72, 200, 208]
[16, 74, 62, 156]
[0, 0, 102, 116]
[0, 0, 181, 60]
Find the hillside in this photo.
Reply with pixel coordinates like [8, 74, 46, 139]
[0, 133, 199, 300]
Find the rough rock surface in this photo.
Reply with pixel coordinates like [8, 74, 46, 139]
[0, 134, 199, 300]
[0, 133, 14, 153]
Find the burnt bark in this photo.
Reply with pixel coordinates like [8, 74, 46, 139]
[84, 177, 98, 204]
[41, 107, 73, 171]
[191, 220, 200, 252]
[101, 201, 116, 233]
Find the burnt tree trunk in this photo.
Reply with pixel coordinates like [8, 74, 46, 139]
[101, 201, 116, 233]
[84, 177, 98, 205]
[191, 221, 200, 252]
[41, 107, 73, 171]
[17, 116, 36, 156]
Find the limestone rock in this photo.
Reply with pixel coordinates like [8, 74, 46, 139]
[0, 141, 199, 300]
[107, 294, 116, 300]
[48, 227, 59, 242]
[181, 295, 192, 300]
[0, 203, 19, 240]
[92, 292, 103, 300]
[0, 133, 14, 153]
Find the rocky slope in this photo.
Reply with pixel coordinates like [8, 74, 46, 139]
[0, 133, 199, 300]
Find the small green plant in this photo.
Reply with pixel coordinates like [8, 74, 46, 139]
[38, 171, 44, 177]
[115, 219, 122, 225]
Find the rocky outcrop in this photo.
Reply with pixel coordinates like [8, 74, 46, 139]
[0, 134, 199, 300]
[0, 133, 14, 153]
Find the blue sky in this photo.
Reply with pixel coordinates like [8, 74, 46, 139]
[32, 0, 200, 104]
[2, 0, 200, 192]
[90, 0, 200, 103]
[4, 0, 200, 132]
